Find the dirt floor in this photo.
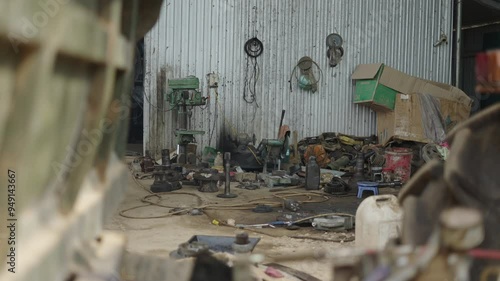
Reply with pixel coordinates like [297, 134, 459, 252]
[105, 156, 400, 280]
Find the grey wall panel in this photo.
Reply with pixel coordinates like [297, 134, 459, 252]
[144, 0, 454, 155]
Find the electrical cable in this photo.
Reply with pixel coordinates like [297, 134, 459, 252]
[243, 37, 262, 107]
[123, 164, 356, 241]
[121, 165, 337, 220]
[143, 89, 175, 112]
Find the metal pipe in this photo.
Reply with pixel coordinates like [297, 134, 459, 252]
[224, 152, 231, 192]
[218, 152, 237, 198]
[161, 149, 170, 166]
[455, 0, 463, 86]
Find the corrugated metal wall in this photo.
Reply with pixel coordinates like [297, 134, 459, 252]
[144, 0, 454, 155]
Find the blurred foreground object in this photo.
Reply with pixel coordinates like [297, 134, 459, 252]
[0, 1, 163, 281]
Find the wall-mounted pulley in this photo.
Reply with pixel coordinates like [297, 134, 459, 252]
[326, 33, 344, 67]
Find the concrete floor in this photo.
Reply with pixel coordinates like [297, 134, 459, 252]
[105, 157, 400, 280]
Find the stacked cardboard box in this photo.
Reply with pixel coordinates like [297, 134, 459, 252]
[351, 64, 473, 144]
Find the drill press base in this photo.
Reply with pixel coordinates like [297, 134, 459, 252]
[217, 193, 238, 198]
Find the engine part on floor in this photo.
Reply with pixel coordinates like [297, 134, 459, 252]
[232, 232, 253, 254]
[370, 166, 383, 182]
[131, 158, 143, 177]
[150, 166, 182, 193]
[324, 177, 350, 195]
[237, 182, 259, 190]
[234, 172, 257, 182]
[170, 241, 210, 259]
[305, 156, 321, 190]
[311, 215, 354, 231]
[422, 142, 447, 163]
[328, 155, 350, 170]
[378, 181, 402, 188]
[187, 235, 260, 254]
[257, 135, 291, 173]
[252, 204, 273, 213]
[284, 199, 300, 212]
[194, 169, 222, 193]
[217, 152, 237, 198]
[161, 148, 171, 166]
[354, 152, 366, 181]
[259, 173, 300, 188]
[224, 133, 263, 171]
[142, 150, 155, 173]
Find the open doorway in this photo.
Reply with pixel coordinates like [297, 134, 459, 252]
[455, 0, 500, 113]
[127, 38, 145, 155]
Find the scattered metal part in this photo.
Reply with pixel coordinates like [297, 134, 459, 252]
[189, 209, 203, 216]
[324, 177, 350, 195]
[161, 148, 171, 166]
[150, 166, 182, 193]
[142, 150, 155, 173]
[194, 169, 221, 193]
[237, 182, 259, 190]
[371, 166, 383, 182]
[169, 242, 210, 259]
[169, 207, 189, 215]
[286, 225, 301, 231]
[260, 173, 299, 188]
[232, 232, 253, 254]
[252, 204, 273, 213]
[422, 143, 445, 163]
[378, 181, 402, 188]
[311, 216, 354, 231]
[187, 235, 260, 254]
[284, 199, 300, 212]
[217, 152, 237, 198]
[272, 170, 287, 177]
[328, 155, 350, 170]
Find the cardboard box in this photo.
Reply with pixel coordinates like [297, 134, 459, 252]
[351, 64, 398, 111]
[351, 63, 473, 111]
[377, 93, 472, 144]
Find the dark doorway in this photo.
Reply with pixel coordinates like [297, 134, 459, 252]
[127, 38, 145, 154]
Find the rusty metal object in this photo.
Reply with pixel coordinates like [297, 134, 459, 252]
[194, 169, 221, 193]
[217, 153, 237, 198]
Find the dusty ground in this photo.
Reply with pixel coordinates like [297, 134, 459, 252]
[105, 156, 400, 280]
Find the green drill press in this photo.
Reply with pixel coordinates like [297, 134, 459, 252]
[166, 76, 207, 165]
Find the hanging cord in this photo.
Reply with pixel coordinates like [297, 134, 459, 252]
[243, 56, 261, 107]
[243, 37, 263, 106]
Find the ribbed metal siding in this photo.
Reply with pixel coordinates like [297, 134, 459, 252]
[144, 0, 454, 154]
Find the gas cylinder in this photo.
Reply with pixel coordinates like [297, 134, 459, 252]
[305, 156, 320, 190]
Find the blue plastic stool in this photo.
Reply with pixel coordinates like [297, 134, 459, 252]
[357, 181, 379, 198]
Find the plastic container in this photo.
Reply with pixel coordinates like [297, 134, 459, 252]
[355, 194, 403, 249]
[383, 147, 413, 183]
[305, 156, 320, 190]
